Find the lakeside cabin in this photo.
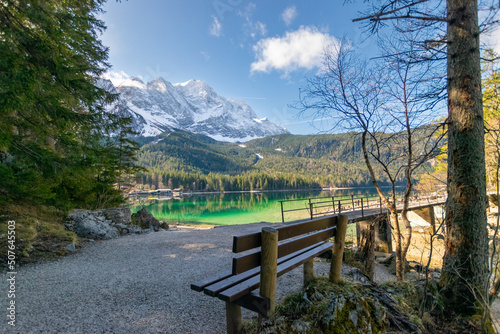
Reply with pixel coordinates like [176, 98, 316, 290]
[172, 188, 182, 196]
[139, 189, 173, 196]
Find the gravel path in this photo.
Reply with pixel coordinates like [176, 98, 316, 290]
[1, 223, 341, 334]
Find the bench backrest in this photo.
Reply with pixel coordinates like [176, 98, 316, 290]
[231, 215, 338, 274]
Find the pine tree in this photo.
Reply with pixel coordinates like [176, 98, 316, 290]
[0, 0, 141, 209]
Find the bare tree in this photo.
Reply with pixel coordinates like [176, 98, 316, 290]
[296, 35, 444, 280]
[351, 0, 500, 317]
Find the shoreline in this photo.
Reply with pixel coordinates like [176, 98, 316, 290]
[127, 185, 396, 198]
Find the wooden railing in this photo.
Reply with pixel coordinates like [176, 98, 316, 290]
[279, 191, 447, 222]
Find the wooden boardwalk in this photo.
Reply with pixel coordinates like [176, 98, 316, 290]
[283, 194, 447, 224]
[342, 196, 447, 222]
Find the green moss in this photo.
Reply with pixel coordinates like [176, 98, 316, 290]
[257, 277, 388, 334]
[0, 203, 78, 265]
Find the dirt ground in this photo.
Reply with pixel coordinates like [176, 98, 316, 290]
[406, 232, 445, 269]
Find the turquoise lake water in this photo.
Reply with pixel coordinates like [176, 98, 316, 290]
[129, 188, 390, 226]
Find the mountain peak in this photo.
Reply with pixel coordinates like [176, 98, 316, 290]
[119, 76, 146, 89]
[148, 77, 173, 93]
[105, 73, 288, 142]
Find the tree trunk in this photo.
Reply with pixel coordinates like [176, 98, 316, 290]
[357, 220, 375, 280]
[441, 0, 489, 315]
[360, 131, 404, 279]
[391, 212, 405, 280]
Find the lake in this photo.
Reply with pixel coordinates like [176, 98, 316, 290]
[129, 188, 391, 226]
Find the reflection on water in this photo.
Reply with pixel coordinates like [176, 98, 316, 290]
[129, 188, 389, 226]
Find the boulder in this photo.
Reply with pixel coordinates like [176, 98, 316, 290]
[66, 207, 166, 239]
[159, 221, 170, 230]
[99, 208, 131, 225]
[260, 282, 389, 334]
[132, 208, 160, 232]
[66, 210, 120, 240]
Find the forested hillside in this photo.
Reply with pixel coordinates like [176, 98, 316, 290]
[134, 130, 424, 191]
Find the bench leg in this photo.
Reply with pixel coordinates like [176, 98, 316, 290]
[226, 301, 242, 334]
[303, 259, 314, 287]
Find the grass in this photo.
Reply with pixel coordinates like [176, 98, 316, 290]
[0, 203, 78, 265]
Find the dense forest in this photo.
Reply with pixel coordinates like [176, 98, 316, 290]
[133, 130, 429, 191]
[0, 1, 143, 210]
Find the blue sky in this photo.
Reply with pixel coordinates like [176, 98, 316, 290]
[98, 1, 378, 135]
[98, 1, 500, 135]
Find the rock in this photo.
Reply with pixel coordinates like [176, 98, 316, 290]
[98, 208, 132, 225]
[132, 208, 160, 232]
[65, 243, 76, 252]
[380, 253, 411, 275]
[291, 320, 310, 333]
[431, 270, 441, 279]
[66, 208, 161, 239]
[159, 221, 170, 230]
[320, 289, 386, 333]
[66, 210, 119, 240]
[129, 225, 143, 234]
[489, 194, 498, 207]
[405, 270, 421, 281]
[113, 223, 131, 235]
[344, 267, 373, 286]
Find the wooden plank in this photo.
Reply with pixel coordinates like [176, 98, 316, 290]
[191, 270, 233, 292]
[232, 215, 337, 253]
[204, 242, 325, 297]
[233, 293, 270, 316]
[219, 242, 333, 303]
[232, 226, 336, 274]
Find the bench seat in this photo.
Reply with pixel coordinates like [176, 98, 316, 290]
[190, 214, 349, 334]
[218, 241, 333, 303]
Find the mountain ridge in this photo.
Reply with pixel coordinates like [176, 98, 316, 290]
[103, 74, 288, 142]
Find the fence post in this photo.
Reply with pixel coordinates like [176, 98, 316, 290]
[332, 197, 335, 214]
[330, 214, 348, 283]
[338, 200, 341, 213]
[280, 201, 284, 223]
[260, 227, 278, 319]
[361, 198, 364, 217]
[379, 197, 382, 213]
[351, 195, 355, 210]
[309, 202, 314, 220]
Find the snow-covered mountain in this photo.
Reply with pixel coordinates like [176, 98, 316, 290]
[102, 75, 288, 142]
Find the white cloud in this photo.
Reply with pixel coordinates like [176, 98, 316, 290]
[238, 3, 266, 38]
[201, 51, 210, 61]
[102, 71, 130, 87]
[281, 5, 297, 26]
[210, 16, 222, 37]
[250, 21, 267, 38]
[250, 26, 339, 76]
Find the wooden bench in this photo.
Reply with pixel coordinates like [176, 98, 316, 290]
[191, 214, 348, 334]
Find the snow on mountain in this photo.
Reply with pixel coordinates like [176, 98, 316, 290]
[103, 74, 288, 142]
